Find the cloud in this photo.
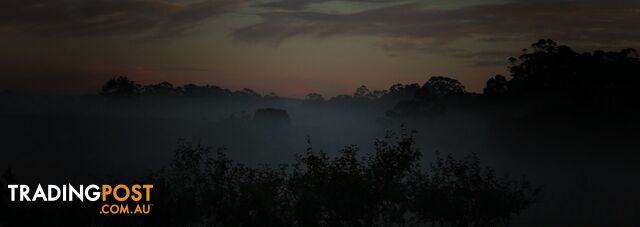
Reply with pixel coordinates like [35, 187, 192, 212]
[0, 0, 245, 38]
[258, 0, 401, 11]
[162, 66, 211, 72]
[235, 0, 640, 47]
[259, 0, 319, 10]
[379, 38, 515, 58]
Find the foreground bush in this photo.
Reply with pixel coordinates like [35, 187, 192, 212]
[149, 129, 540, 226]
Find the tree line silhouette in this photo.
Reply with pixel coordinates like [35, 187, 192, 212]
[101, 77, 266, 100]
[486, 39, 640, 100]
[100, 75, 419, 107]
[99, 39, 640, 116]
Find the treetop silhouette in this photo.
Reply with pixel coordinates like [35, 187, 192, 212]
[146, 129, 539, 226]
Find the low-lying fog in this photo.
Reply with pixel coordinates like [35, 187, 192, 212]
[1, 95, 639, 225]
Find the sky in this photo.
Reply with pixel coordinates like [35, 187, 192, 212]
[1, 0, 640, 97]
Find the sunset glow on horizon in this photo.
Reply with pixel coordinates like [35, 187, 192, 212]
[2, 0, 640, 97]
